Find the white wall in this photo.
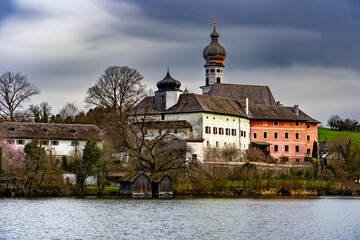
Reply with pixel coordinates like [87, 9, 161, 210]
[8, 139, 87, 157]
[202, 113, 251, 152]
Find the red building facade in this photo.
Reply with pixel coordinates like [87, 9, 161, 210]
[251, 120, 318, 163]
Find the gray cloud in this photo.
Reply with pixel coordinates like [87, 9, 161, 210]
[0, 0, 359, 125]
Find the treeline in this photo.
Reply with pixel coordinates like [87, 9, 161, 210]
[327, 115, 360, 132]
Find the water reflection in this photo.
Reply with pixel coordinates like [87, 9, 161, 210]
[1, 197, 360, 239]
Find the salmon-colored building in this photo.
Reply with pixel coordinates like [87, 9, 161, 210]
[208, 83, 320, 163]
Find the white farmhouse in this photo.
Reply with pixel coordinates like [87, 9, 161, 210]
[0, 121, 102, 158]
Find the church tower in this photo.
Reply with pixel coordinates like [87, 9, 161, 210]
[200, 20, 226, 94]
[155, 69, 182, 111]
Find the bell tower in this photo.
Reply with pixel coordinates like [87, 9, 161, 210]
[200, 19, 226, 94]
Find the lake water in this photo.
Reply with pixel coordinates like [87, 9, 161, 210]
[1, 196, 360, 239]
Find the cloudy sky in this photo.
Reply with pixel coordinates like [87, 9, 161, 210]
[1, 0, 360, 125]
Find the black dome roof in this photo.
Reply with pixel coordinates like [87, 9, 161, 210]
[157, 70, 181, 91]
[203, 26, 226, 66]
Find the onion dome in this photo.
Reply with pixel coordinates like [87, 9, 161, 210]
[157, 69, 181, 91]
[203, 20, 226, 67]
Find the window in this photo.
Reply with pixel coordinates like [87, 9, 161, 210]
[205, 126, 211, 134]
[174, 129, 178, 134]
[9, 127, 15, 131]
[253, 133, 257, 139]
[42, 140, 49, 145]
[295, 146, 300, 152]
[274, 121, 278, 126]
[307, 148, 311, 154]
[211, 69, 215, 73]
[226, 128, 230, 135]
[206, 78, 209, 85]
[213, 127, 218, 134]
[296, 159, 300, 162]
[295, 133, 300, 139]
[264, 132, 268, 138]
[51, 140, 59, 146]
[224, 142, 227, 146]
[16, 139, 25, 145]
[70, 129, 76, 133]
[274, 145, 278, 152]
[71, 140, 79, 147]
[42, 128, 47, 132]
[7, 140, 15, 144]
[295, 121, 299, 126]
[285, 145, 289, 152]
[244, 131, 246, 137]
[219, 128, 224, 135]
[217, 69, 220, 73]
[307, 135, 310, 141]
[161, 113, 165, 120]
[216, 141, 219, 148]
[307, 124, 310, 129]
[285, 132, 289, 139]
[207, 141, 210, 147]
[274, 132, 278, 139]
[232, 129, 236, 136]
[216, 77, 221, 83]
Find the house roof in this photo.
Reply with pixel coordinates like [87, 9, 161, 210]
[249, 104, 308, 121]
[0, 122, 102, 141]
[150, 172, 172, 182]
[208, 83, 276, 105]
[134, 120, 192, 129]
[119, 171, 151, 182]
[284, 107, 321, 124]
[132, 93, 249, 118]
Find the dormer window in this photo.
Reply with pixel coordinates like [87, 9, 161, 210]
[9, 127, 15, 131]
[42, 128, 47, 132]
[70, 129, 76, 133]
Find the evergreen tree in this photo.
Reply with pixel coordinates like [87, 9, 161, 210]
[74, 140, 101, 191]
[312, 141, 318, 159]
[0, 146, 3, 175]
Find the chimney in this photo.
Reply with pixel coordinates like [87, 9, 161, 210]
[294, 105, 299, 116]
[240, 97, 249, 115]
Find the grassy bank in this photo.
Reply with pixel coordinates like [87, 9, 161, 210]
[174, 179, 358, 196]
[318, 127, 360, 142]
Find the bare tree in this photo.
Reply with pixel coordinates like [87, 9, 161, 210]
[0, 72, 40, 121]
[106, 112, 191, 173]
[85, 66, 146, 113]
[58, 103, 79, 123]
[29, 102, 52, 123]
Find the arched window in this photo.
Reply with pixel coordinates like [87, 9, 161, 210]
[216, 77, 221, 83]
[206, 77, 209, 86]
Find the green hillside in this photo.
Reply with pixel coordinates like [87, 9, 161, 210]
[318, 127, 360, 142]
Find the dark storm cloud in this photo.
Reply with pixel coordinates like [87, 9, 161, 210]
[121, 0, 360, 70]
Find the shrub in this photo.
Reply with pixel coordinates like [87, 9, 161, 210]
[280, 156, 289, 164]
[305, 157, 318, 164]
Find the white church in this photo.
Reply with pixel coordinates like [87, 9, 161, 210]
[133, 23, 251, 163]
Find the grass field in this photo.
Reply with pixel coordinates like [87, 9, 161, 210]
[318, 127, 360, 142]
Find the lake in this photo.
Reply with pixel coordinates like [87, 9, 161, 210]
[1, 196, 360, 239]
